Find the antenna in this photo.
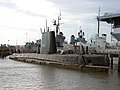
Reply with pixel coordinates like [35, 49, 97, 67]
[111, 23, 112, 42]
[59, 10, 61, 17]
[53, 10, 62, 35]
[40, 28, 42, 33]
[97, 7, 100, 36]
[57, 10, 61, 29]
[46, 18, 47, 32]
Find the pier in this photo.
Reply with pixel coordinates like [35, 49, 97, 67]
[109, 53, 120, 71]
[95, 49, 120, 71]
[0, 44, 9, 58]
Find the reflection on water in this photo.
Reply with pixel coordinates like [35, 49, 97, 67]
[0, 58, 120, 90]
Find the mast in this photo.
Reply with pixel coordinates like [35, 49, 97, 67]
[46, 18, 47, 32]
[53, 10, 61, 35]
[97, 7, 100, 36]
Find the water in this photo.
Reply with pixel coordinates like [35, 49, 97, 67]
[0, 58, 120, 90]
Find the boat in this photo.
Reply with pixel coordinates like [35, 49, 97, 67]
[9, 12, 115, 72]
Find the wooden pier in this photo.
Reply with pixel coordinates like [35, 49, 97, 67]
[92, 49, 120, 71]
[109, 53, 120, 71]
[0, 45, 9, 58]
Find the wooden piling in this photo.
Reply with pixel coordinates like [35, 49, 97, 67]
[118, 52, 120, 71]
[110, 54, 113, 68]
[81, 45, 85, 55]
[86, 46, 89, 54]
[82, 55, 86, 65]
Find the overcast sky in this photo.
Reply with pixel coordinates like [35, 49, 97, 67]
[0, 0, 120, 45]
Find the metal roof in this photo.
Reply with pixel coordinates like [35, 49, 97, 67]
[99, 13, 120, 21]
[111, 33, 120, 41]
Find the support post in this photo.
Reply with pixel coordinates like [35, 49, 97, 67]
[110, 54, 113, 68]
[118, 52, 120, 71]
[86, 46, 89, 54]
[82, 55, 86, 65]
[81, 45, 85, 55]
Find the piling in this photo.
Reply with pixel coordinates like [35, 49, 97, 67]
[86, 46, 89, 54]
[81, 45, 85, 55]
[118, 52, 120, 71]
[110, 54, 113, 68]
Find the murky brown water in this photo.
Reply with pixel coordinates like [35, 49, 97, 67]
[0, 58, 120, 90]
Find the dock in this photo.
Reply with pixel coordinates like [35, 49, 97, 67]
[95, 48, 120, 71]
[0, 45, 9, 58]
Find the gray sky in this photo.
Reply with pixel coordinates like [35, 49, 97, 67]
[0, 0, 120, 45]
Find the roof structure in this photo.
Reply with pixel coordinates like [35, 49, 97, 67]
[99, 12, 120, 41]
[99, 13, 120, 23]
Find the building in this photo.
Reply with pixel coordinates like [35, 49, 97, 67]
[99, 13, 120, 41]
